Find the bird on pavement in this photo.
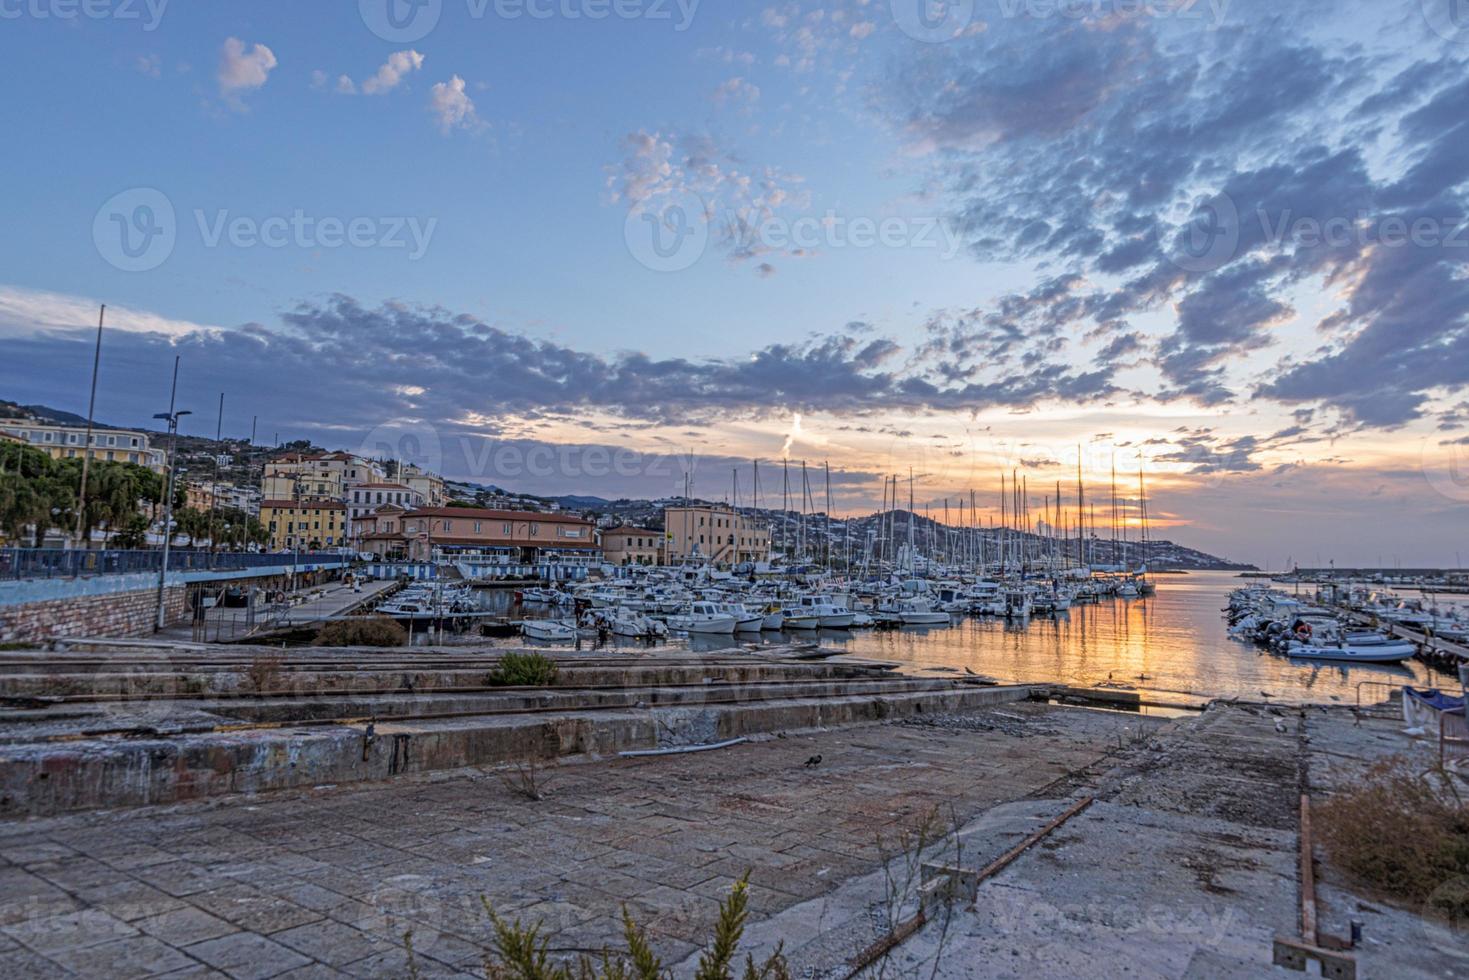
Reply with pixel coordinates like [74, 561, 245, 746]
[804, 754, 822, 768]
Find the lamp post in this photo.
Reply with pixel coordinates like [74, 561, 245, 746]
[152, 359, 191, 631]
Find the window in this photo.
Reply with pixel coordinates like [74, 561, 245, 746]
[503, 523, 512, 534]
[530, 523, 540, 534]
[473, 522, 481, 533]
[443, 520, 452, 532]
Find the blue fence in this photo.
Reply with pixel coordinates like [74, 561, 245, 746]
[0, 548, 353, 581]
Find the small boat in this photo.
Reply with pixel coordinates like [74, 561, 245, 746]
[780, 607, 821, 630]
[895, 598, 950, 626]
[1283, 638, 1417, 663]
[666, 601, 737, 634]
[521, 619, 577, 641]
[799, 594, 855, 629]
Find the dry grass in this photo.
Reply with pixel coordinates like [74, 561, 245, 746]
[497, 760, 553, 802]
[244, 653, 285, 694]
[1317, 754, 1469, 919]
[315, 615, 408, 647]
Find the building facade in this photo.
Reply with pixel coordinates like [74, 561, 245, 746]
[346, 483, 424, 524]
[1, 423, 165, 472]
[599, 527, 662, 566]
[352, 506, 598, 563]
[260, 499, 346, 551]
[662, 504, 770, 565]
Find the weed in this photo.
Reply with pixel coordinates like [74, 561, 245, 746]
[498, 760, 553, 802]
[1317, 754, 1469, 919]
[315, 615, 408, 647]
[244, 653, 284, 694]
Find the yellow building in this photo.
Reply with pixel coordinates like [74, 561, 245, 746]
[260, 499, 346, 551]
[600, 527, 662, 565]
[662, 504, 770, 565]
[0, 423, 165, 472]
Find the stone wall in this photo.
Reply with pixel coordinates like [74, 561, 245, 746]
[0, 585, 188, 644]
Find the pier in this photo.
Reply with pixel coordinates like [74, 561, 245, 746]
[0, 640, 1458, 977]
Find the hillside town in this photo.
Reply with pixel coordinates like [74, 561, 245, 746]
[0, 402, 1251, 575]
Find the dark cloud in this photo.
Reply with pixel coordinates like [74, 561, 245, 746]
[877, 6, 1469, 428]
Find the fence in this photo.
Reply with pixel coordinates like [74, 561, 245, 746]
[0, 548, 353, 581]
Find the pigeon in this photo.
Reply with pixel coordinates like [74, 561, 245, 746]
[804, 754, 823, 768]
[1274, 719, 1288, 733]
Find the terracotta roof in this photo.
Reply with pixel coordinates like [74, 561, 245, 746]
[405, 506, 592, 525]
[260, 499, 346, 510]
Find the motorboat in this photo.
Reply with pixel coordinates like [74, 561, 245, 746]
[521, 619, 577, 641]
[715, 602, 765, 631]
[666, 601, 738, 634]
[780, 606, 821, 630]
[799, 594, 855, 629]
[894, 597, 950, 626]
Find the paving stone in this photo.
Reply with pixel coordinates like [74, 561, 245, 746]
[184, 932, 313, 980]
[136, 906, 240, 946]
[271, 920, 394, 967]
[43, 934, 199, 978]
[0, 906, 138, 954]
[0, 945, 67, 979]
[190, 885, 323, 935]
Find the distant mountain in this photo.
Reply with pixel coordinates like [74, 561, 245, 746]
[551, 494, 611, 509]
[0, 399, 115, 428]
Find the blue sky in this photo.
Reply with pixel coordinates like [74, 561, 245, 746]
[2, 0, 1468, 565]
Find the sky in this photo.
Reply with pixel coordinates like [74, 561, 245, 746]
[0, 0, 1467, 567]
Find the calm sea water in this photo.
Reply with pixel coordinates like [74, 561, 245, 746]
[451, 571, 1458, 703]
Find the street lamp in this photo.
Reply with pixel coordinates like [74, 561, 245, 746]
[152, 397, 191, 632]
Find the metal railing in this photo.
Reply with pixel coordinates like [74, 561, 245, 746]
[0, 547, 354, 580]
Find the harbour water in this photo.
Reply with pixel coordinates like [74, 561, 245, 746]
[447, 570, 1458, 704]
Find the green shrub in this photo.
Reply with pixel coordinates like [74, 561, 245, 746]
[315, 615, 408, 647]
[489, 651, 559, 686]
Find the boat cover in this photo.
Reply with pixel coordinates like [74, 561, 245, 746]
[1403, 687, 1466, 712]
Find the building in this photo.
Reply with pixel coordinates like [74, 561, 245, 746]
[399, 463, 447, 507]
[346, 483, 424, 524]
[662, 504, 770, 565]
[599, 526, 662, 566]
[352, 506, 598, 563]
[184, 482, 216, 512]
[0, 422, 165, 472]
[259, 499, 346, 551]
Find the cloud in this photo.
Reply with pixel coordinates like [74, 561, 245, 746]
[429, 75, 478, 134]
[331, 50, 426, 97]
[217, 37, 277, 109]
[869, 6, 1469, 429]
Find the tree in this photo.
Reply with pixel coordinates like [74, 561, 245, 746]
[111, 514, 150, 549]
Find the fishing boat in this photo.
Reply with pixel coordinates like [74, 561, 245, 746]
[666, 601, 738, 634]
[894, 597, 950, 626]
[520, 619, 577, 641]
[779, 606, 821, 630]
[799, 594, 855, 629]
